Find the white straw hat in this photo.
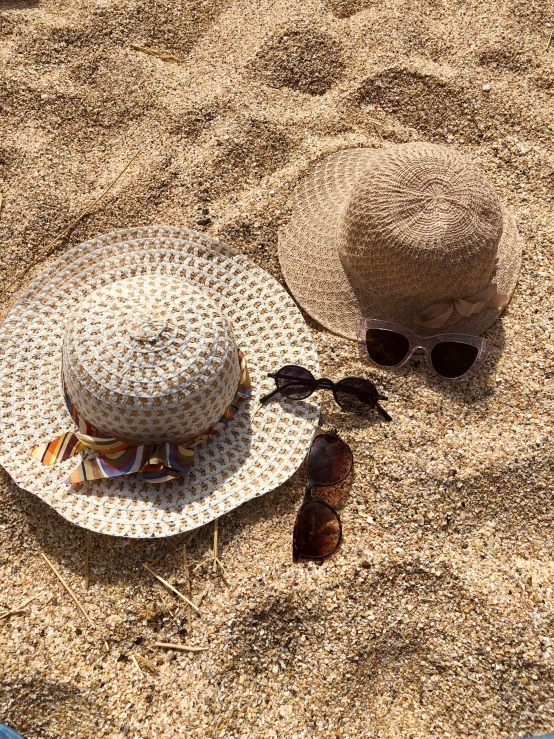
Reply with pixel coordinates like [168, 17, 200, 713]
[0, 227, 319, 538]
[279, 143, 522, 339]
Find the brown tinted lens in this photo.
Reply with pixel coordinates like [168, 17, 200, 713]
[276, 365, 314, 399]
[307, 435, 353, 486]
[293, 500, 341, 560]
[366, 328, 410, 366]
[430, 342, 479, 379]
[334, 377, 377, 413]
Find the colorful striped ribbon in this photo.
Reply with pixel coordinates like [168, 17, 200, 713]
[32, 352, 251, 485]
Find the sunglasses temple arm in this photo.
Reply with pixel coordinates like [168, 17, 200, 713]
[376, 403, 392, 422]
[259, 387, 281, 405]
[304, 481, 316, 498]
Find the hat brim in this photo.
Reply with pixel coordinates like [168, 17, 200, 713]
[278, 148, 523, 339]
[0, 227, 319, 538]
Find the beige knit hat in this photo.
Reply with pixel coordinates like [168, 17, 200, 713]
[0, 227, 319, 538]
[278, 143, 522, 339]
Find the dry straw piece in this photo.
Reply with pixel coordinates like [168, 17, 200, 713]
[0, 227, 319, 538]
[278, 142, 522, 339]
[183, 543, 192, 632]
[40, 552, 95, 628]
[85, 532, 91, 590]
[154, 642, 208, 653]
[149, 532, 192, 568]
[0, 596, 37, 621]
[143, 562, 200, 614]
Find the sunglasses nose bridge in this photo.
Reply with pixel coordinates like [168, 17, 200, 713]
[316, 378, 334, 389]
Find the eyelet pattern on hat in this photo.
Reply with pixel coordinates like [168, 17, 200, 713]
[0, 227, 320, 538]
[62, 275, 241, 444]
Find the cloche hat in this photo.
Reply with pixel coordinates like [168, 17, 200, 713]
[0, 227, 319, 538]
[278, 142, 522, 339]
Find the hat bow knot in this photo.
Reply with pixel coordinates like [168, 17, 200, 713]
[32, 352, 251, 485]
[413, 284, 508, 330]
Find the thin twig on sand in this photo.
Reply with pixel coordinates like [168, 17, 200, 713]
[213, 518, 219, 572]
[195, 588, 208, 608]
[0, 193, 4, 217]
[130, 44, 181, 63]
[192, 553, 211, 573]
[183, 543, 192, 633]
[85, 531, 91, 590]
[41, 552, 95, 628]
[212, 518, 228, 582]
[0, 596, 37, 621]
[154, 642, 208, 653]
[0, 150, 141, 302]
[547, 31, 553, 51]
[142, 563, 200, 615]
[148, 532, 190, 568]
[131, 654, 144, 676]
[135, 654, 157, 674]
[215, 557, 229, 585]
[366, 117, 384, 141]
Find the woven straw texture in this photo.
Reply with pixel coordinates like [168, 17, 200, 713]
[63, 275, 241, 443]
[0, 227, 320, 538]
[279, 143, 522, 339]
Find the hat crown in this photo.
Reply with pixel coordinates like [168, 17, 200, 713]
[339, 143, 504, 304]
[62, 275, 241, 443]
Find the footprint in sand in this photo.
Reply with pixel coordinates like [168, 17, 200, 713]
[251, 23, 345, 96]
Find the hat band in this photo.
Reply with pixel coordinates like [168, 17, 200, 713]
[31, 351, 252, 485]
[412, 284, 508, 330]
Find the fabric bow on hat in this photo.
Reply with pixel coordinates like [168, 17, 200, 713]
[32, 353, 251, 485]
[413, 284, 508, 330]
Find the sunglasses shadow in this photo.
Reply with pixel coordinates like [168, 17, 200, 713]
[318, 400, 389, 431]
[259, 393, 321, 416]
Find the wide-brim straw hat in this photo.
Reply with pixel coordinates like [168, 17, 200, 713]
[279, 143, 522, 339]
[0, 227, 319, 538]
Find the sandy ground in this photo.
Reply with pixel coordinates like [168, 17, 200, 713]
[1, 0, 554, 737]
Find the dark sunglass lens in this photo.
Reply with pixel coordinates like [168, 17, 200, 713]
[307, 435, 353, 486]
[430, 342, 479, 379]
[334, 377, 377, 413]
[294, 500, 341, 560]
[365, 328, 410, 367]
[276, 365, 314, 399]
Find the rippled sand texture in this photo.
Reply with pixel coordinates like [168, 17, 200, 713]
[1, 0, 554, 737]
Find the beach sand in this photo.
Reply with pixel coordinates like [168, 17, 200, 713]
[1, 0, 554, 737]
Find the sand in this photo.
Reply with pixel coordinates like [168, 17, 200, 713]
[1, 0, 554, 737]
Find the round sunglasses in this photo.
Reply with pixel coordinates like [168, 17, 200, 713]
[260, 365, 391, 421]
[357, 319, 490, 381]
[293, 430, 353, 563]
